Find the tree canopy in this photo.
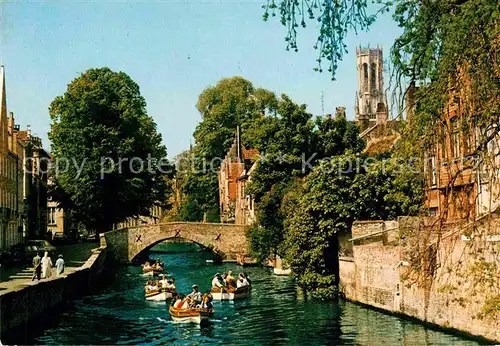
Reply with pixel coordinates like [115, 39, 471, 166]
[181, 77, 278, 222]
[49, 67, 171, 233]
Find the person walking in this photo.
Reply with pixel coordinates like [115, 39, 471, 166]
[32, 252, 42, 281]
[41, 252, 53, 279]
[55, 254, 65, 276]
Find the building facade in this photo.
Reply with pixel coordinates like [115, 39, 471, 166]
[423, 90, 500, 220]
[354, 46, 388, 133]
[219, 128, 259, 225]
[0, 66, 49, 250]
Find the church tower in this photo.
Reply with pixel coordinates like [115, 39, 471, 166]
[354, 46, 387, 132]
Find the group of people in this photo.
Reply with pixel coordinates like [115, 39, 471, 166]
[143, 261, 164, 272]
[32, 252, 65, 281]
[211, 271, 251, 289]
[144, 274, 176, 293]
[172, 284, 213, 310]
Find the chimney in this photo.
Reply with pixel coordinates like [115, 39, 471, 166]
[27, 124, 31, 138]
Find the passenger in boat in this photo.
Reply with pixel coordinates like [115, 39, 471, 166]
[200, 294, 213, 310]
[226, 271, 236, 287]
[187, 284, 202, 304]
[171, 293, 180, 306]
[242, 272, 252, 285]
[237, 273, 249, 288]
[173, 294, 187, 308]
[211, 273, 225, 289]
[145, 280, 157, 293]
[143, 261, 151, 270]
[159, 274, 169, 289]
[166, 279, 176, 291]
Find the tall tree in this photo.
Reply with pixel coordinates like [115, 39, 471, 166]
[49, 67, 171, 234]
[182, 77, 278, 221]
[247, 97, 366, 262]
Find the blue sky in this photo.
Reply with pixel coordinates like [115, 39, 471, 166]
[1, 2, 401, 157]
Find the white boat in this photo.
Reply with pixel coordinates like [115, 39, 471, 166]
[142, 267, 164, 276]
[169, 305, 213, 324]
[210, 285, 251, 300]
[145, 290, 176, 301]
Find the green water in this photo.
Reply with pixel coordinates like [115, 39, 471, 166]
[20, 243, 487, 345]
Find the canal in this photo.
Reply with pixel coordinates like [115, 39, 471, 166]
[21, 243, 486, 345]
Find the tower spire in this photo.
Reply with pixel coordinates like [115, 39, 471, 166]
[0, 66, 8, 153]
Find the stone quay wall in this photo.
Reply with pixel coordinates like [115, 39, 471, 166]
[103, 222, 249, 264]
[339, 215, 500, 342]
[0, 245, 107, 335]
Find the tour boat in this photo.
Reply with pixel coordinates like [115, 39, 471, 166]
[210, 285, 251, 300]
[142, 267, 164, 276]
[145, 289, 176, 301]
[169, 305, 213, 324]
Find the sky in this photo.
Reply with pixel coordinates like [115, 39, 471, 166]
[0, 1, 401, 157]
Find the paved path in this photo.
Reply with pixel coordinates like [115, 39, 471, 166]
[0, 242, 99, 295]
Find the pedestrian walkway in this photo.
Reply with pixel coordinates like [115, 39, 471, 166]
[0, 242, 99, 294]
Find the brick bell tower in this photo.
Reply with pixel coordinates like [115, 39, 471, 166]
[354, 46, 388, 132]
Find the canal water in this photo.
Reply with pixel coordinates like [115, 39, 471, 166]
[25, 243, 485, 345]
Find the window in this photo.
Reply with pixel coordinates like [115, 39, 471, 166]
[47, 207, 56, 225]
[430, 155, 437, 186]
[429, 207, 438, 217]
[370, 63, 377, 91]
[451, 118, 460, 159]
[363, 63, 368, 92]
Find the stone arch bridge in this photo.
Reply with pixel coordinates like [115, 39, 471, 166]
[101, 222, 250, 264]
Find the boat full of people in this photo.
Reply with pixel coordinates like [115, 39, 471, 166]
[210, 271, 252, 300]
[144, 274, 177, 301]
[142, 260, 164, 276]
[169, 285, 214, 324]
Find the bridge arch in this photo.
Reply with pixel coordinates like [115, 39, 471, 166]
[131, 234, 226, 264]
[102, 222, 249, 264]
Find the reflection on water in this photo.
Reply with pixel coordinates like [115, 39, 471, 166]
[20, 243, 485, 345]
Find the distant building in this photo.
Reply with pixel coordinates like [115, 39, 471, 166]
[334, 107, 346, 120]
[0, 66, 49, 249]
[219, 127, 259, 224]
[18, 130, 49, 239]
[235, 161, 257, 226]
[353, 46, 401, 154]
[46, 197, 78, 239]
[354, 46, 388, 133]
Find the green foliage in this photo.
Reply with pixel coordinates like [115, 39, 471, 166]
[263, 0, 390, 79]
[281, 155, 423, 298]
[391, 0, 499, 155]
[247, 101, 366, 268]
[476, 295, 500, 321]
[49, 67, 171, 233]
[193, 76, 277, 159]
[181, 77, 278, 221]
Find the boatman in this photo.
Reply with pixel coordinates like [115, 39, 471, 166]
[226, 271, 236, 287]
[187, 284, 202, 304]
[211, 273, 225, 288]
